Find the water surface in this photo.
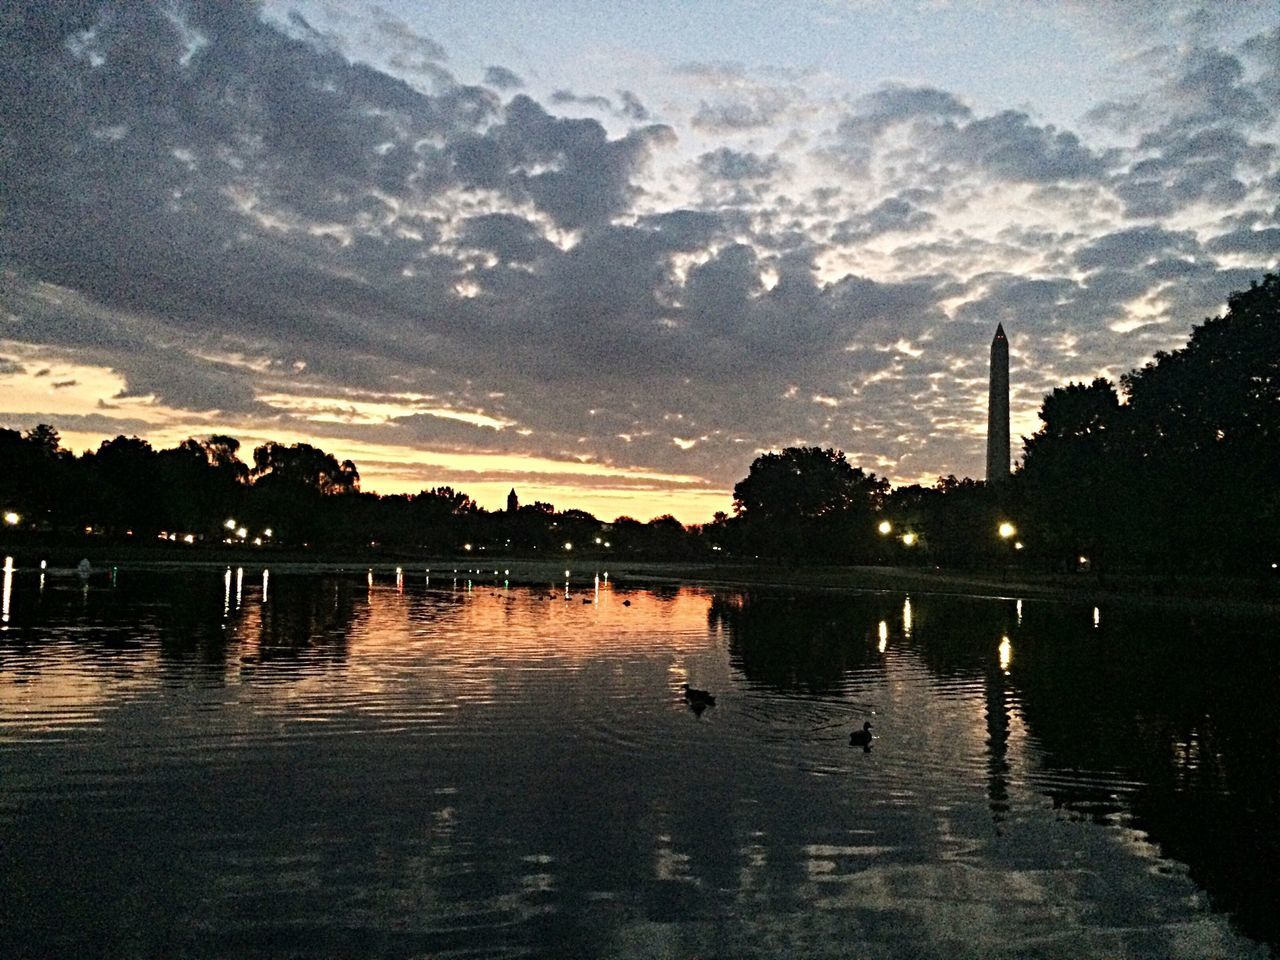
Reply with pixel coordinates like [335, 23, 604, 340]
[1, 565, 1276, 958]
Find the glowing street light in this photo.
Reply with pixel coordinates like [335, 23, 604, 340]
[224, 518, 237, 530]
[1014, 541, 1024, 550]
[998, 521, 1017, 539]
[901, 532, 917, 546]
[3, 511, 19, 526]
[263, 528, 273, 538]
[878, 520, 892, 535]
[235, 527, 248, 539]
[564, 542, 573, 551]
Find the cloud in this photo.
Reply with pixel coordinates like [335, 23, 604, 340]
[618, 90, 650, 122]
[832, 196, 936, 242]
[937, 111, 1117, 183]
[696, 148, 783, 181]
[1, 0, 1277, 509]
[484, 65, 523, 90]
[856, 84, 972, 124]
[1205, 226, 1280, 256]
[692, 91, 792, 132]
[1073, 227, 1199, 271]
[678, 60, 804, 133]
[830, 85, 1115, 185]
[551, 89, 614, 111]
[457, 213, 558, 263]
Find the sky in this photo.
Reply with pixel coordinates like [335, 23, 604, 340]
[2, 0, 1278, 522]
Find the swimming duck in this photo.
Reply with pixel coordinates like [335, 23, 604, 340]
[849, 721, 873, 748]
[683, 684, 716, 707]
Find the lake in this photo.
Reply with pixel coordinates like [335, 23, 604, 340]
[1, 562, 1276, 959]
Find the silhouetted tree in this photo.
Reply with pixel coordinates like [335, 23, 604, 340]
[733, 446, 888, 561]
[84, 436, 160, 535]
[1016, 273, 1279, 573]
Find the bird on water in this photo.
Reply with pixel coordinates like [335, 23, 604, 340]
[850, 721, 873, 749]
[683, 684, 716, 707]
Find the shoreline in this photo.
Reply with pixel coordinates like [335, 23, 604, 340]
[3, 541, 1277, 617]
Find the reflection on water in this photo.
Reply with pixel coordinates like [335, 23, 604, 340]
[0, 567, 1276, 959]
[2, 555, 12, 624]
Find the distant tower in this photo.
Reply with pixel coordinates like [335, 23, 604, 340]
[986, 324, 1010, 483]
[507, 488, 519, 512]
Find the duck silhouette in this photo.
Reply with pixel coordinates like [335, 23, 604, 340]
[850, 721, 873, 750]
[683, 684, 716, 708]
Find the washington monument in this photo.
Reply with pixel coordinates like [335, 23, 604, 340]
[986, 324, 1010, 483]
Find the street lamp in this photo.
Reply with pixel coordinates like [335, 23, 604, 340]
[998, 521, 1016, 539]
[878, 520, 892, 535]
[224, 518, 236, 530]
[564, 542, 573, 551]
[3, 511, 19, 526]
[901, 532, 917, 546]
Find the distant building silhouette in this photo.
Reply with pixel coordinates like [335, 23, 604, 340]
[507, 488, 519, 512]
[986, 324, 1010, 483]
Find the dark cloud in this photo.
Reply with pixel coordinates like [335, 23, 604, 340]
[366, 6, 449, 73]
[484, 65, 523, 89]
[679, 62, 801, 133]
[1086, 37, 1278, 218]
[832, 196, 936, 242]
[830, 85, 1114, 185]
[1205, 226, 1280, 256]
[550, 88, 613, 111]
[457, 213, 558, 263]
[486, 95, 676, 229]
[856, 84, 971, 124]
[1112, 125, 1268, 217]
[1073, 226, 1199, 271]
[618, 90, 649, 122]
[1171, 47, 1271, 128]
[696, 148, 782, 181]
[937, 110, 1117, 183]
[634, 210, 725, 249]
[691, 90, 793, 132]
[547, 88, 651, 124]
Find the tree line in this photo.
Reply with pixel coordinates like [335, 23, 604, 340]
[0, 431, 698, 558]
[705, 273, 1279, 576]
[1, 274, 1274, 573]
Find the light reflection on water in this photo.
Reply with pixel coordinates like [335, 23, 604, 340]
[0, 567, 1276, 959]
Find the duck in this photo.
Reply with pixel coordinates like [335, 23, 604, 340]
[849, 721, 873, 749]
[683, 684, 716, 707]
